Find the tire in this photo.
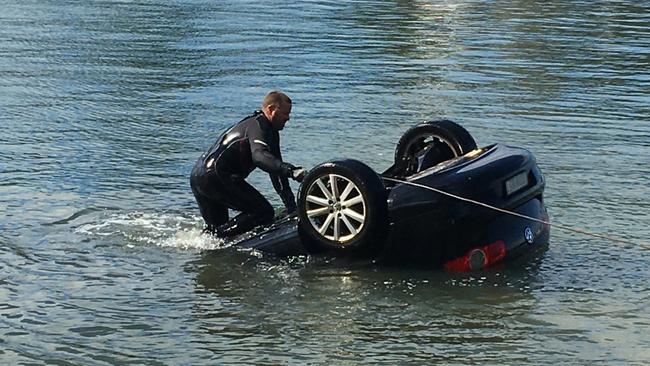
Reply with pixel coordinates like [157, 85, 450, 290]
[392, 120, 477, 176]
[297, 159, 388, 255]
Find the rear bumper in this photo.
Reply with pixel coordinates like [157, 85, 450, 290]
[378, 196, 549, 268]
[441, 198, 549, 271]
[484, 197, 550, 259]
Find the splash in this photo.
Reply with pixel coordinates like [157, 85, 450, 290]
[159, 227, 227, 251]
[74, 211, 228, 251]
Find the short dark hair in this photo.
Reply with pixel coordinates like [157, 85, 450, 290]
[262, 91, 291, 108]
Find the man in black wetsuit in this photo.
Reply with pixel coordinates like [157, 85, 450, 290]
[190, 91, 305, 237]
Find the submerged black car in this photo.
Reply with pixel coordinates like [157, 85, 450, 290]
[232, 120, 550, 271]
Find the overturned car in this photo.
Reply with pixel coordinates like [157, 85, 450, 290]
[232, 120, 550, 271]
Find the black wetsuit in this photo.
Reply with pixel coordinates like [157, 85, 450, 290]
[190, 111, 296, 237]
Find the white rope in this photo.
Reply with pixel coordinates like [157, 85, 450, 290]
[383, 177, 650, 250]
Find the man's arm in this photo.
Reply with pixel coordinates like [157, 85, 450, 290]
[270, 173, 296, 214]
[248, 119, 300, 212]
[248, 120, 292, 176]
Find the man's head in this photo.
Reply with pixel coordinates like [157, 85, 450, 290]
[262, 91, 292, 130]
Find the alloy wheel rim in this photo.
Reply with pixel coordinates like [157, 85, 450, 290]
[305, 174, 366, 243]
[413, 134, 459, 158]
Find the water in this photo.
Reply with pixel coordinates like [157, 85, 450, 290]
[2, 0, 649, 364]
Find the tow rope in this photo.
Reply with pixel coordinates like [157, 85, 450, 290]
[382, 177, 650, 250]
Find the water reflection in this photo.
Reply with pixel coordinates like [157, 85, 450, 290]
[189, 247, 548, 362]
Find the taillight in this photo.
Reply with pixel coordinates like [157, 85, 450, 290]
[443, 240, 506, 271]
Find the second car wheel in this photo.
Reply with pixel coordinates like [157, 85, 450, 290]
[297, 159, 388, 256]
[392, 119, 478, 176]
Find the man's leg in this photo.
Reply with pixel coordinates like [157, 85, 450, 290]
[190, 171, 228, 232]
[214, 177, 274, 237]
[198, 194, 229, 234]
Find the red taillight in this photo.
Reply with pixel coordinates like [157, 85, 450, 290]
[443, 240, 507, 271]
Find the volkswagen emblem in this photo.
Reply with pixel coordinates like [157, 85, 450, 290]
[524, 227, 534, 244]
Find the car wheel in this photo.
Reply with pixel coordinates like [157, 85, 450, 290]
[392, 120, 477, 176]
[297, 159, 388, 255]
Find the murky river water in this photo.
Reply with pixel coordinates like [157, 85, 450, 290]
[2, 0, 650, 364]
